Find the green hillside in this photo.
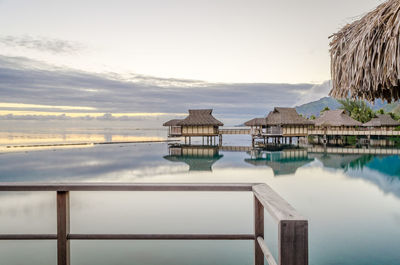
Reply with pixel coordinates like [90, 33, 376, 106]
[296, 97, 400, 118]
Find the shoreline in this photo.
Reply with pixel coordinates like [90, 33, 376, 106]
[0, 139, 179, 153]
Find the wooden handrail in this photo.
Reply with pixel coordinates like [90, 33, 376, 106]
[252, 184, 306, 222]
[253, 184, 308, 265]
[0, 183, 255, 191]
[0, 183, 308, 265]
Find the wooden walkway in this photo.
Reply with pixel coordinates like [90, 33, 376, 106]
[308, 129, 400, 136]
[219, 129, 251, 135]
[0, 183, 308, 265]
[218, 128, 400, 137]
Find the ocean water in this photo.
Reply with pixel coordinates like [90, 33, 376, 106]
[0, 129, 399, 265]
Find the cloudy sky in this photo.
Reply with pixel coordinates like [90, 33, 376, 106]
[0, 0, 383, 121]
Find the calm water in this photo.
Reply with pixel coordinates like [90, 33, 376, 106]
[0, 132, 399, 265]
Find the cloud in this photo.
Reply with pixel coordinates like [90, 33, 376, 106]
[294, 80, 332, 106]
[0, 55, 330, 124]
[0, 35, 84, 54]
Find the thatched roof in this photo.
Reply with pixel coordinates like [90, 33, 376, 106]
[244, 118, 265, 126]
[363, 114, 400, 126]
[163, 119, 182, 126]
[166, 109, 223, 126]
[163, 109, 223, 127]
[314, 109, 362, 127]
[329, 0, 400, 102]
[265, 107, 313, 126]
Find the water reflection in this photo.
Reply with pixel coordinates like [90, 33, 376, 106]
[164, 144, 223, 171]
[244, 148, 314, 176]
[0, 140, 400, 265]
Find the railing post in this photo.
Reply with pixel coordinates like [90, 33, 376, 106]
[254, 195, 264, 265]
[279, 220, 308, 265]
[57, 191, 70, 265]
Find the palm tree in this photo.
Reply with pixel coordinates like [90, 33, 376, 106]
[337, 99, 375, 123]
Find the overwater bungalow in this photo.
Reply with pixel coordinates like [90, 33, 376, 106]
[163, 109, 223, 144]
[310, 109, 362, 144]
[363, 114, 400, 131]
[312, 110, 361, 132]
[246, 107, 313, 145]
[265, 107, 313, 136]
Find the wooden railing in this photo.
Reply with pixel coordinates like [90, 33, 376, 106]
[0, 183, 308, 265]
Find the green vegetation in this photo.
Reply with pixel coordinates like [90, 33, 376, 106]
[337, 99, 376, 123]
[320, 106, 330, 115]
[309, 114, 316, 120]
[389, 112, 400, 121]
[344, 135, 357, 145]
[377, 108, 385, 115]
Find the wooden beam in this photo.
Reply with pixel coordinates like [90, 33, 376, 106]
[257, 237, 278, 265]
[0, 183, 255, 192]
[254, 195, 264, 265]
[68, 234, 255, 240]
[279, 220, 308, 265]
[57, 191, 70, 265]
[0, 234, 57, 240]
[252, 184, 306, 223]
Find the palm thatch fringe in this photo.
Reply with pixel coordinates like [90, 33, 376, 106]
[329, 0, 400, 102]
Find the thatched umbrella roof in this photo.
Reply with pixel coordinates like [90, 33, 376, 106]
[363, 114, 400, 126]
[329, 0, 400, 102]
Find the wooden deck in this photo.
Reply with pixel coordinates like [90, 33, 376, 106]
[0, 183, 308, 265]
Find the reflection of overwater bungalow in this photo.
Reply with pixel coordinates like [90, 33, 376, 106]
[164, 145, 223, 171]
[309, 153, 363, 170]
[244, 149, 314, 176]
[163, 109, 223, 144]
[363, 114, 400, 130]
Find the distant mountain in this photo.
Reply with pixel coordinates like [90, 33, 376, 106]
[296, 97, 400, 118]
[295, 97, 341, 117]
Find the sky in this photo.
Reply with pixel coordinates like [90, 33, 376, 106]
[0, 0, 384, 121]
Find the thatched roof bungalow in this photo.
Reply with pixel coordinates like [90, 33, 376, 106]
[314, 110, 362, 127]
[266, 108, 313, 126]
[329, 0, 400, 102]
[265, 107, 314, 136]
[163, 109, 223, 137]
[363, 114, 400, 128]
[245, 108, 313, 137]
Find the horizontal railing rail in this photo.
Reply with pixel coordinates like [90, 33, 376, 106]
[0, 183, 308, 265]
